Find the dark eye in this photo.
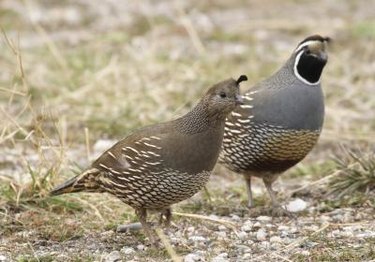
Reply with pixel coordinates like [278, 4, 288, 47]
[219, 92, 227, 98]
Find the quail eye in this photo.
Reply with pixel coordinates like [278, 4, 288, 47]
[219, 92, 227, 98]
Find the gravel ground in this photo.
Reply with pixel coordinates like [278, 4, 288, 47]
[1, 198, 375, 261]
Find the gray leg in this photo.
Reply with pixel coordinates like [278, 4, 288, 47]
[263, 177, 280, 207]
[263, 177, 293, 217]
[135, 208, 158, 245]
[244, 175, 253, 208]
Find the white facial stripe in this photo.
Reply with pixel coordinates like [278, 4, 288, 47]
[295, 40, 321, 53]
[293, 51, 321, 86]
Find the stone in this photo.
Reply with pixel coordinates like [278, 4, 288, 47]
[241, 221, 253, 232]
[212, 252, 229, 262]
[256, 216, 272, 222]
[270, 236, 282, 243]
[256, 229, 267, 241]
[184, 253, 203, 262]
[104, 250, 121, 262]
[286, 198, 307, 212]
[121, 247, 135, 255]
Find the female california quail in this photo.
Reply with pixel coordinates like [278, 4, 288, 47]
[220, 35, 330, 214]
[51, 75, 247, 243]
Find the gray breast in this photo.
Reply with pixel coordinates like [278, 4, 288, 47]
[251, 82, 325, 131]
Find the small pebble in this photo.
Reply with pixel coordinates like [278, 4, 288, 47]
[184, 253, 203, 262]
[241, 221, 253, 232]
[286, 198, 308, 212]
[256, 216, 272, 222]
[270, 236, 282, 243]
[189, 236, 206, 242]
[256, 229, 267, 241]
[121, 247, 135, 255]
[253, 222, 262, 228]
[104, 251, 121, 262]
[231, 214, 241, 221]
[300, 250, 311, 256]
[212, 252, 228, 262]
[218, 225, 227, 231]
[136, 244, 145, 251]
[216, 231, 227, 239]
[237, 231, 248, 240]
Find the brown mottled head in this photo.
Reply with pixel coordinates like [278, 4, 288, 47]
[202, 75, 246, 117]
[293, 35, 330, 85]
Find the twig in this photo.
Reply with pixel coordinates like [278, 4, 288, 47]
[155, 228, 182, 262]
[0, 87, 27, 96]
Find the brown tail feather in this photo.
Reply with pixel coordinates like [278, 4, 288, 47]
[50, 168, 101, 196]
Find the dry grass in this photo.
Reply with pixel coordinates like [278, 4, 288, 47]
[1, 0, 375, 260]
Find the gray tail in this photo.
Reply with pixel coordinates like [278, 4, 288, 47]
[50, 168, 101, 196]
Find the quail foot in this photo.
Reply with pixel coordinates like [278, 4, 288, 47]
[220, 35, 330, 216]
[51, 75, 247, 245]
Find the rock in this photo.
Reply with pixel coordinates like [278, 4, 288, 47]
[278, 225, 289, 231]
[121, 247, 135, 255]
[300, 250, 311, 256]
[189, 236, 206, 242]
[104, 250, 122, 262]
[0, 255, 7, 262]
[256, 229, 267, 241]
[184, 253, 203, 262]
[136, 244, 145, 251]
[241, 221, 253, 232]
[270, 236, 282, 243]
[212, 252, 228, 262]
[253, 222, 261, 228]
[286, 198, 307, 212]
[216, 231, 227, 239]
[231, 214, 241, 221]
[256, 216, 272, 222]
[237, 231, 248, 240]
[218, 225, 227, 231]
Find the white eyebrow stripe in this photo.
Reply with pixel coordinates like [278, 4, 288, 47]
[295, 40, 320, 53]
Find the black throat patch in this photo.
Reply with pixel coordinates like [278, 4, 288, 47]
[296, 52, 327, 84]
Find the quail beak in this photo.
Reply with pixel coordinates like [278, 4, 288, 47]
[235, 95, 244, 105]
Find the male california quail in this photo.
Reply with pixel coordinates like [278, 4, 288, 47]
[51, 75, 247, 243]
[220, 35, 330, 214]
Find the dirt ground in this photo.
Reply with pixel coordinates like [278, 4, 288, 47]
[0, 0, 375, 261]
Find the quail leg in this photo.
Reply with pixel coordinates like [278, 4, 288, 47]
[263, 178, 293, 217]
[136, 208, 158, 246]
[244, 175, 254, 208]
[159, 208, 172, 227]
